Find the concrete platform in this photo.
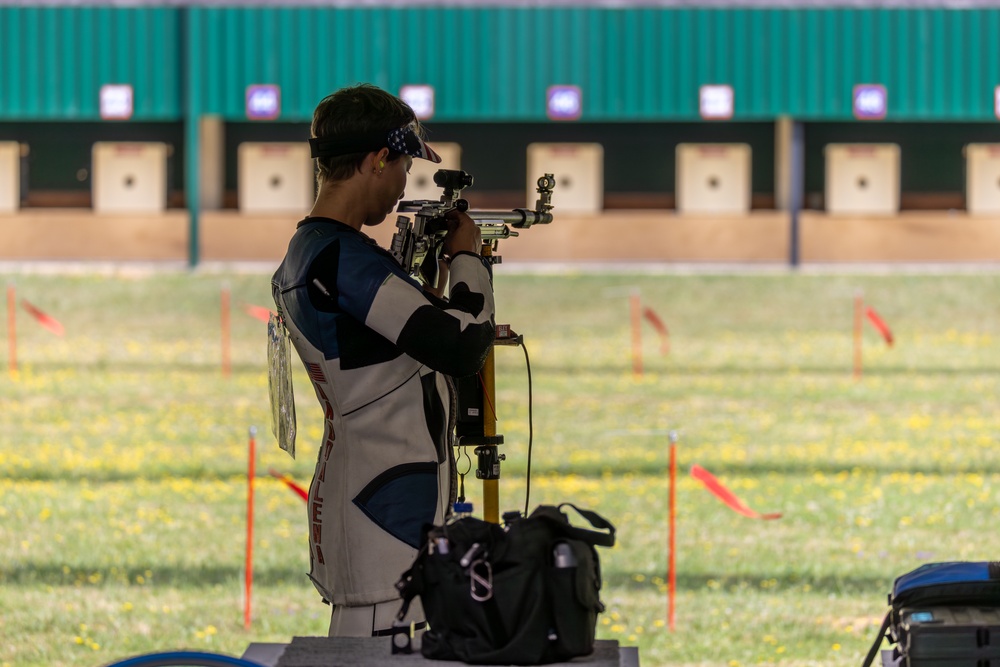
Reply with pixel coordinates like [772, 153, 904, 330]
[242, 637, 639, 667]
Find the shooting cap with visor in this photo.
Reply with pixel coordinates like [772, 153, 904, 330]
[309, 123, 442, 163]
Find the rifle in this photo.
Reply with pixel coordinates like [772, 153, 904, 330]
[389, 169, 556, 286]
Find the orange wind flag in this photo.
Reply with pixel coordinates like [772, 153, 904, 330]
[244, 304, 275, 323]
[269, 468, 308, 501]
[865, 307, 894, 347]
[691, 464, 782, 520]
[21, 299, 65, 336]
[642, 306, 670, 355]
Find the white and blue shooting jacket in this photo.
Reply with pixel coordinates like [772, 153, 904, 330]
[271, 217, 495, 606]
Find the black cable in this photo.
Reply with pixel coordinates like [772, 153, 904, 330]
[520, 335, 534, 517]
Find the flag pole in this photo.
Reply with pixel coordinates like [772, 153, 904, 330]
[853, 290, 863, 381]
[7, 283, 16, 377]
[244, 426, 257, 629]
[668, 430, 678, 631]
[630, 290, 643, 377]
[221, 285, 232, 378]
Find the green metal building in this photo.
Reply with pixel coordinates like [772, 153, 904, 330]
[1, 4, 999, 262]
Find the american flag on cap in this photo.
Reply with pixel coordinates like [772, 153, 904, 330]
[308, 122, 442, 162]
[387, 124, 442, 163]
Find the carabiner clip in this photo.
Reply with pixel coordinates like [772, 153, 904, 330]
[469, 559, 493, 602]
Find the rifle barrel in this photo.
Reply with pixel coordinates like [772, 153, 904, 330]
[469, 209, 554, 228]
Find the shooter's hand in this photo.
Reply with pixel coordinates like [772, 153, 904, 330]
[423, 260, 449, 299]
[443, 209, 482, 257]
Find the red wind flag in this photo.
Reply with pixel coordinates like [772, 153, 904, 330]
[21, 299, 65, 336]
[865, 307, 894, 347]
[244, 304, 275, 324]
[268, 468, 308, 502]
[642, 306, 670, 355]
[690, 464, 782, 520]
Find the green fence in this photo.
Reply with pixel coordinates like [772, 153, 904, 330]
[2, 6, 1000, 122]
[0, 6, 181, 120]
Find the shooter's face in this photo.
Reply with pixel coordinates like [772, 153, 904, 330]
[389, 156, 413, 211]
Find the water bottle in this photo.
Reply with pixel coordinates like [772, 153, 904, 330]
[553, 542, 577, 568]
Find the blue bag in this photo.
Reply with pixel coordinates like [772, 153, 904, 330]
[862, 562, 1000, 666]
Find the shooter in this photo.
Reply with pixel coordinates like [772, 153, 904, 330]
[270, 84, 495, 638]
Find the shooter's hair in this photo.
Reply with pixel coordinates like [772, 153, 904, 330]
[311, 83, 419, 184]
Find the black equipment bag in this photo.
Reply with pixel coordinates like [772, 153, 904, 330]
[395, 504, 616, 665]
[862, 562, 1000, 667]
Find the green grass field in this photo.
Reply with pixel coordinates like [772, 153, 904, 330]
[3, 267, 1000, 667]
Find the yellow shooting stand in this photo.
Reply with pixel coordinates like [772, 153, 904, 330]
[479, 336, 500, 524]
[477, 243, 501, 524]
[451, 174, 555, 524]
[463, 243, 523, 525]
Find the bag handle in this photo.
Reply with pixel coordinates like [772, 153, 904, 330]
[531, 503, 616, 548]
[395, 532, 433, 622]
[395, 563, 420, 622]
[860, 611, 891, 667]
